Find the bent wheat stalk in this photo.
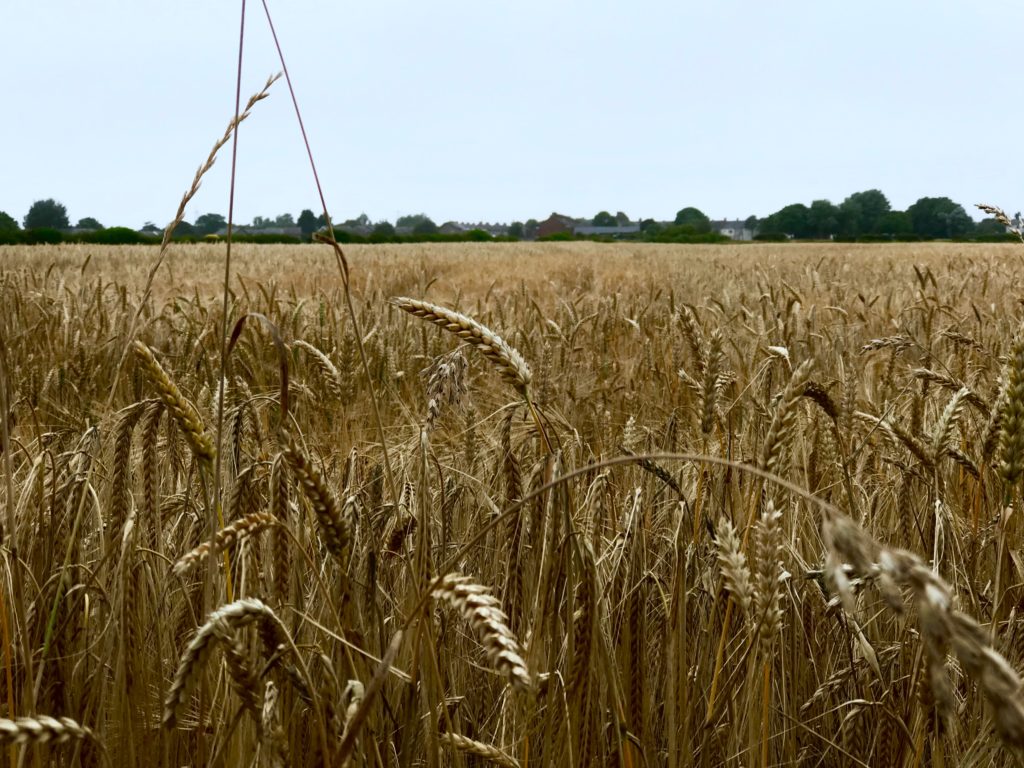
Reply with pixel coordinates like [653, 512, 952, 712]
[164, 597, 283, 728]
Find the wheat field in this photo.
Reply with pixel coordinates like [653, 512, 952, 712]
[2, 240, 1024, 767]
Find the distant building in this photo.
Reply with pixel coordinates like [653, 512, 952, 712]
[458, 222, 511, 237]
[537, 213, 577, 238]
[439, 221, 466, 235]
[573, 223, 641, 238]
[214, 226, 303, 237]
[710, 219, 755, 241]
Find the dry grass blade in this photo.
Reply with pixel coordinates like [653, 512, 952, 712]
[392, 297, 532, 395]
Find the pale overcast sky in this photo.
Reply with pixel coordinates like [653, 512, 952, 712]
[2, 1, 1021, 228]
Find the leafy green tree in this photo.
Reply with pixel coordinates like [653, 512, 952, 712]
[24, 199, 69, 230]
[907, 197, 974, 238]
[807, 200, 840, 238]
[592, 211, 617, 227]
[298, 209, 319, 236]
[508, 221, 525, 238]
[674, 207, 711, 233]
[744, 215, 759, 232]
[0, 211, 19, 231]
[615, 211, 631, 225]
[874, 211, 912, 236]
[976, 217, 1008, 236]
[524, 219, 539, 239]
[396, 213, 433, 231]
[371, 221, 396, 239]
[412, 217, 438, 235]
[838, 189, 891, 236]
[275, 213, 295, 228]
[762, 204, 810, 238]
[195, 213, 226, 236]
[76, 217, 103, 230]
[339, 213, 371, 232]
[174, 221, 197, 237]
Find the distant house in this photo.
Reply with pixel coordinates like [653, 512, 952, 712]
[710, 219, 755, 241]
[537, 213, 577, 238]
[459, 222, 511, 237]
[573, 223, 641, 238]
[439, 221, 466, 235]
[214, 226, 303, 237]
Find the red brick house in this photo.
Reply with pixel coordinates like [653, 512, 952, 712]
[537, 213, 577, 238]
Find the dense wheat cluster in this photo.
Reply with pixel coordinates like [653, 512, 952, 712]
[3, 241, 1024, 766]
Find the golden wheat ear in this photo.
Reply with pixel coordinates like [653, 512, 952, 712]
[132, 341, 216, 469]
[431, 573, 532, 692]
[391, 297, 532, 395]
[163, 597, 283, 729]
[0, 716, 95, 746]
[280, 429, 354, 565]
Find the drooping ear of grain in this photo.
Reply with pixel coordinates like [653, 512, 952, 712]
[163, 597, 283, 728]
[172, 511, 278, 577]
[0, 716, 95, 745]
[391, 297, 532, 396]
[431, 573, 531, 692]
[280, 430, 354, 565]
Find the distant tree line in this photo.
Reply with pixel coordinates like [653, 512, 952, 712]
[752, 189, 1011, 241]
[0, 192, 1016, 246]
[0, 201, 525, 245]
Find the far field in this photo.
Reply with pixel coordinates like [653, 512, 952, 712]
[3, 239, 1022, 301]
[2, 240, 1024, 766]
